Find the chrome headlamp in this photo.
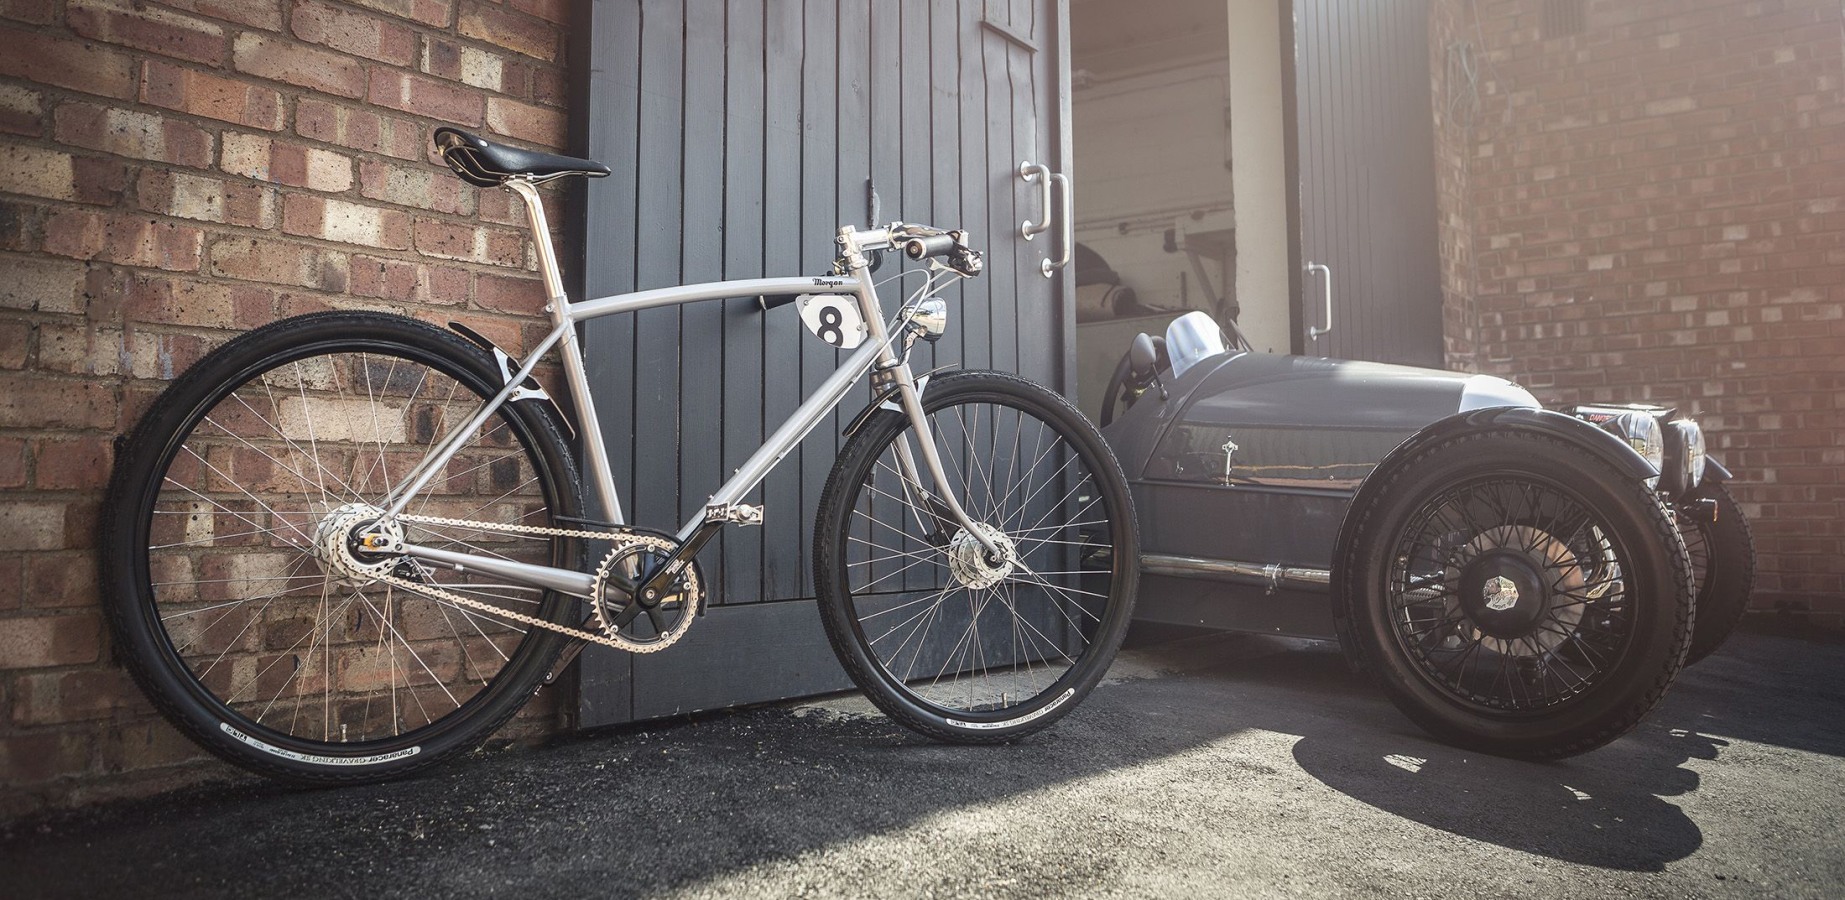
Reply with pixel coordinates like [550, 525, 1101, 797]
[1668, 418, 1706, 493]
[907, 298, 947, 343]
[1614, 410, 1665, 473]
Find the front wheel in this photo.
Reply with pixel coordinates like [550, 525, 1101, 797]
[1334, 428, 1695, 759]
[1680, 480, 1757, 665]
[815, 371, 1138, 742]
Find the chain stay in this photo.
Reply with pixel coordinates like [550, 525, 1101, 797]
[377, 513, 674, 652]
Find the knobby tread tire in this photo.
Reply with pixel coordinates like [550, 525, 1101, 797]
[1682, 481, 1757, 666]
[99, 311, 581, 785]
[1332, 429, 1694, 760]
[813, 370, 1138, 744]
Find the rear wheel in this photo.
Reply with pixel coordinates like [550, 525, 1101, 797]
[100, 312, 580, 783]
[1334, 429, 1694, 759]
[1680, 481, 1756, 665]
[815, 371, 1137, 742]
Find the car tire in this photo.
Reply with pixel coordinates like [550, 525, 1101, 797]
[1679, 481, 1757, 666]
[1333, 428, 1695, 760]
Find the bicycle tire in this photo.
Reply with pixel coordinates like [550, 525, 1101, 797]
[99, 311, 581, 784]
[814, 370, 1138, 743]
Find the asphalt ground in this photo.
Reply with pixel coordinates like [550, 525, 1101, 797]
[2, 629, 1841, 899]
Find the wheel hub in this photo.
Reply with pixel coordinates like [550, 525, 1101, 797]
[1451, 526, 1586, 655]
[947, 523, 1016, 590]
[313, 502, 402, 587]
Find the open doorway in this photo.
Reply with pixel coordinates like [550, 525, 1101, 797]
[1069, 0, 1292, 420]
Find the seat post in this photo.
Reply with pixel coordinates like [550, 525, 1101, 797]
[504, 178, 567, 314]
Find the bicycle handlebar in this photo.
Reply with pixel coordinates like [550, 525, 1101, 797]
[757, 223, 980, 313]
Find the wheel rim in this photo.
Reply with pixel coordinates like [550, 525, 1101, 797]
[1387, 477, 1638, 713]
[139, 343, 566, 752]
[840, 394, 1124, 720]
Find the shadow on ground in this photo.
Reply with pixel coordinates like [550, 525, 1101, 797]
[2, 632, 1837, 897]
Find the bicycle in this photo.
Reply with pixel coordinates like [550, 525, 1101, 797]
[99, 127, 1139, 783]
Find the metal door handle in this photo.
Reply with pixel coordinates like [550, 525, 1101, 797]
[1043, 171, 1072, 277]
[1306, 261, 1332, 343]
[1019, 162, 1051, 240]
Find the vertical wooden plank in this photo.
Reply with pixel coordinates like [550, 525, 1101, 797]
[795, 0, 838, 599]
[1008, 2, 1051, 387]
[982, 0, 1019, 378]
[721, 0, 766, 604]
[955, 0, 991, 373]
[680, 0, 727, 593]
[928, 0, 964, 370]
[836, 0, 873, 488]
[760, 0, 805, 599]
[577, 0, 643, 727]
[631, 0, 686, 537]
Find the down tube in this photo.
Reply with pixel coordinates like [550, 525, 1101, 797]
[679, 334, 892, 542]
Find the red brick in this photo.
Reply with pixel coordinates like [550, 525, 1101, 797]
[31, 434, 112, 491]
[222, 133, 353, 192]
[458, 1, 556, 62]
[349, 254, 420, 301]
[368, 70, 483, 127]
[52, 103, 214, 169]
[0, 27, 137, 99]
[24, 551, 100, 610]
[0, 732, 93, 785]
[413, 218, 522, 266]
[485, 97, 564, 147]
[231, 32, 366, 99]
[0, 436, 24, 488]
[42, 210, 203, 272]
[343, 0, 452, 28]
[421, 37, 504, 91]
[475, 272, 544, 315]
[510, 0, 567, 26]
[281, 194, 413, 250]
[140, 60, 285, 131]
[208, 235, 348, 290]
[122, 274, 236, 329]
[100, 720, 210, 774]
[68, 1, 228, 66]
[0, 613, 102, 666]
[358, 157, 473, 214]
[0, 83, 42, 136]
[160, 0, 283, 31]
[291, 0, 418, 67]
[0, 552, 21, 612]
[12, 668, 139, 725]
[0, 0, 57, 25]
[296, 98, 425, 161]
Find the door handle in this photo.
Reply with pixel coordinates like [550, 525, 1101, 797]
[1042, 171, 1072, 277]
[1306, 261, 1332, 344]
[1019, 161, 1051, 240]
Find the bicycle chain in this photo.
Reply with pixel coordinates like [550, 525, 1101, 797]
[369, 513, 674, 652]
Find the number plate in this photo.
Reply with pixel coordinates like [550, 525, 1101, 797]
[798, 294, 866, 349]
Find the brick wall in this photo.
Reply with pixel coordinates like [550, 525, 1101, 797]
[0, 0, 573, 816]
[1431, 0, 1845, 627]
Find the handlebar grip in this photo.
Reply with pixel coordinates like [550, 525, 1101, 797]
[758, 294, 801, 312]
[903, 234, 957, 260]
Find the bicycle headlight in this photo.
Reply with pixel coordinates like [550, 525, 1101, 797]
[908, 298, 947, 343]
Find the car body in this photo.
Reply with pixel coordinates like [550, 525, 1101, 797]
[1096, 312, 1754, 757]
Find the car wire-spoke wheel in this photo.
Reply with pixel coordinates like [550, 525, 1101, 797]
[1390, 480, 1636, 713]
[815, 371, 1137, 743]
[100, 313, 579, 782]
[1334, 427, 1694, 759]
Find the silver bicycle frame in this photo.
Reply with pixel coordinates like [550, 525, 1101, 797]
[384, 178, 992, 597]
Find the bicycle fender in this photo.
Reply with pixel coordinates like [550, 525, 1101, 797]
[448, 321, 576, 439]
[840, 367, 956, 439]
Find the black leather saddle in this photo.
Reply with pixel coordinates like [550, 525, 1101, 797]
[434, 127, 611, 186]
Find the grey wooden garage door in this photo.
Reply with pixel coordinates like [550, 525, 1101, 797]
[1292, 0, 1444, 365]
[570, 0, 1070, 726]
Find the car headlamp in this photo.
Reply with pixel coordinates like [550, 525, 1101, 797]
[1612, 410, 1665, 473]
[1669, 418, 1705, 492]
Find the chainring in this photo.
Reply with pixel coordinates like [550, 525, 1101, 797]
[591, 530, 704, 653]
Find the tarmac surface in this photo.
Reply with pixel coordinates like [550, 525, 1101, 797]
[2, 629, 1842, 899]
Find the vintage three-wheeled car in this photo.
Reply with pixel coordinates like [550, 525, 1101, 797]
[1097, 311, 1756, 759]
